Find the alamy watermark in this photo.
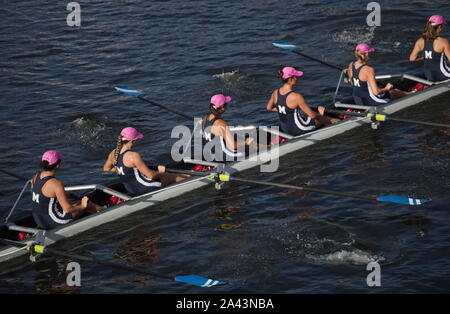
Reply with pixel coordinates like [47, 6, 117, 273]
[366, 2, 381, 27]
[67, 2, 81, 27]
[366, 261, 381, 287]
[66, 261, 81, 287]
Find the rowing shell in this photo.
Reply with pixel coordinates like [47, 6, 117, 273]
[0, 76, 449, 265]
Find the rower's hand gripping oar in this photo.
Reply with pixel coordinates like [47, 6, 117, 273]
[272, 42, 344, 71]
[0, 237, 225, 288]
[114, 87, 194, 121]
[214, 174, 428, 206]
[325, 108, 450, 129]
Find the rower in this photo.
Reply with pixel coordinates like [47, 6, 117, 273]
[266, 66, 339, 136]
[348, 43, 410, 106]
[31, 150, 102, 230]
[201, 94, 255, 162]
[409, 15, 450, 82]
[103, 127, 187, 196]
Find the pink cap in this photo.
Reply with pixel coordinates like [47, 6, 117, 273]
[42, 150, 64, 165]
[210, 94, 232, 108]
[429, 15, 446, 26]
[282, 67, 303, 79]
[356, 43, 375, 54]
[121, 127, 144, 141]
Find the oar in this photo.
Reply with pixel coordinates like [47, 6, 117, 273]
[214, 174, 428, 206]
[272, 42, 343, 71]
[0, 238, 224, 288]
[0, 169, 30, 181]
[325, 108, 450, 129]
[115, 87, 194, 121]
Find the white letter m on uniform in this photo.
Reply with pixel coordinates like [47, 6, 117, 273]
[32, 192, 39, 203]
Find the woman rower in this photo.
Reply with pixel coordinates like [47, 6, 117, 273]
[103, 127, 187, 196]
[202, 94, 255, 162]
[266, 66, 339, 136]
[32, 150, 102, 230]
[348, 43, 409, 106]
[409, 15, 450, 82]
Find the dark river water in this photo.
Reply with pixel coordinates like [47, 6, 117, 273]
[0, 0, 449, 293]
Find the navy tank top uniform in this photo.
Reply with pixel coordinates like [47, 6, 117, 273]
[351, 63, 390, 106]
[202, 117, 244, 162]
[276, 89, 316, 136]
[116, 150, 162, 196]
[32, 175, 72, 230]
[423, 39, 450, 82]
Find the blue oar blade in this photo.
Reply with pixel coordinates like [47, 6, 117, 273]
[114, 86, 144, 97]
[272, 42, 297, 51]
[175, 275, 224, 287]
[377, 195, 429, 206]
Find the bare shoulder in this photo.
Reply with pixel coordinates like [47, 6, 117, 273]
[213, 119, 229, 128]
[437, 37, 449, 45]
[289, 91, 303, 101]
[47, 177, 64, 191]
[363, 65, 375, 74]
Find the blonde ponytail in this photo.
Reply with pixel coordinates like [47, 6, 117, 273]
[114, 135, 124, 166]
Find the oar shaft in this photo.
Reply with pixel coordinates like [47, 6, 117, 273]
[230, 176, 376, 201]
[388, 117, 450, 129]
[291, 50, 343, 71]
[137, 95, 194, 121]
[44, 247, 174, 280]
[0, 169, 29, 181]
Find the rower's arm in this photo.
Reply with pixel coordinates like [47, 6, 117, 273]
[266, 90, 278, 112]
[53, 180, 87, 214]
[366, 67, 388, 96]
[130, 152, 158, 179]
[297, 95, 331, 124]
[103, 151, 118, 173]
[443, 38, 450, 62]
[347, 63, 353, 85]
[409, 39, 424, 62]
[214, 121, 239, 151]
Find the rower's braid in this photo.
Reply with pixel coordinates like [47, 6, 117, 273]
[114, 135, 123, 166]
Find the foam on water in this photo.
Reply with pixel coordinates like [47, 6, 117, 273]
[331, 26, 376, 48]
[212, 69, 242, 81]
[306, 249, 385, 265]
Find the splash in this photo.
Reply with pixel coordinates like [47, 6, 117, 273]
[67, 116, 110, 149]
[306, 249, 385, 265]
[212, 69, 241, 81]
[331, 26, 376, 48]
